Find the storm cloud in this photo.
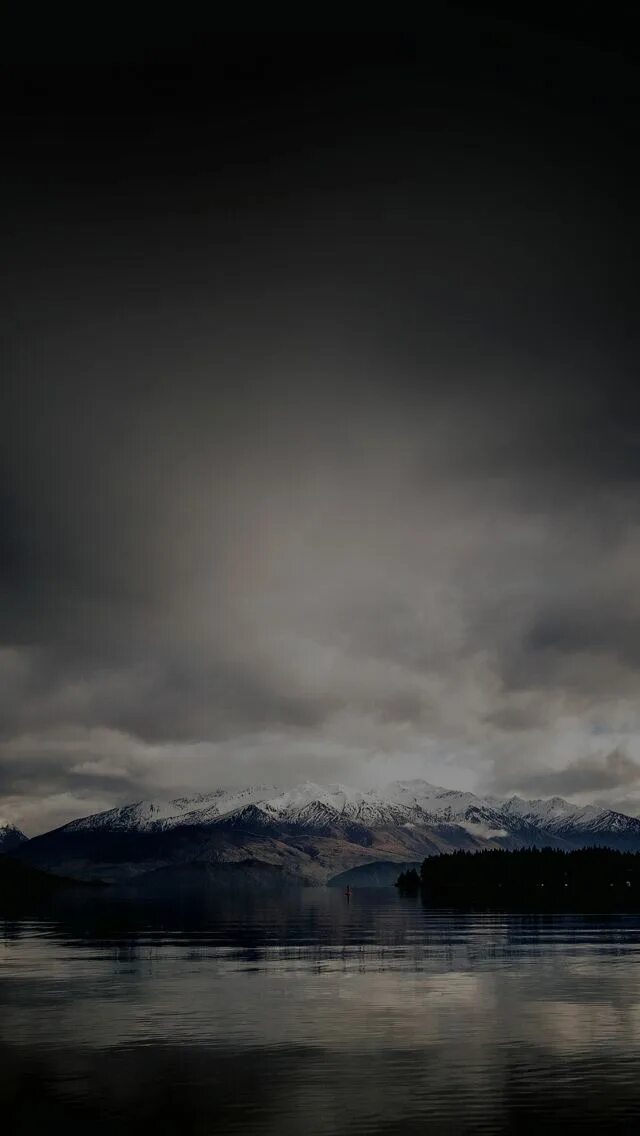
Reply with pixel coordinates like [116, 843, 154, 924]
[2, 39, 640, 832]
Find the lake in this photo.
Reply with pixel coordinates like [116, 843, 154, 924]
[2, 887, 640, 1133]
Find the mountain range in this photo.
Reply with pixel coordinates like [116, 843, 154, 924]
[13, 780, 640, 887]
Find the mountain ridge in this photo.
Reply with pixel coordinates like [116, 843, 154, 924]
[15, 779, 640, 885]
[35, 779, 640, 840]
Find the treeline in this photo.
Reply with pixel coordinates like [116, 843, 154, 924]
[396, 847, 640, 909]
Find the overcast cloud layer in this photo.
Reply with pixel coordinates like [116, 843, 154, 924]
[2, 37, 640, 833]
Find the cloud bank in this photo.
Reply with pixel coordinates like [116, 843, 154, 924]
[1, 57, 639, 832]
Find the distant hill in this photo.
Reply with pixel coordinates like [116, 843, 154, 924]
[328, 861, 421, 888]
[15, 779, 640, 886]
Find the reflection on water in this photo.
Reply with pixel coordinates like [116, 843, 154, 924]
[3, 888, 640, 1133]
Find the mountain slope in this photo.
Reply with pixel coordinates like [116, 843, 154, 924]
[121, 858, 304, 895]
[16, 779, 640, 885]
[327, 861, 422, 888]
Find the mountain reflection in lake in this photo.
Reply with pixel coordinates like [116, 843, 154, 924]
[3, 887, 640, 1133]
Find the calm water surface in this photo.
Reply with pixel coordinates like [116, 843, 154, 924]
[2, 887, 640, 1133]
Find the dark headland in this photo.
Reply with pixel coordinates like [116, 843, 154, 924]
[397, 847, 640, 911]
[0, 854, 105, 908]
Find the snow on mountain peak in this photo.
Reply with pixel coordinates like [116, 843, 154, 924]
[43, 777, 640, 843]
[60, 786, 283, 835]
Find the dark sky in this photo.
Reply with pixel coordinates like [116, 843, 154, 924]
[2, 17, 640, 832]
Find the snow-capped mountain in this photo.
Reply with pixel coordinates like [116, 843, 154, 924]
[16, 779, 640, 885]
[62, 785, 281, 834]
[47, 779, 640, 841]
[0, 822, 28, 853]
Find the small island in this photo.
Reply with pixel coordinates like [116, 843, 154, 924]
[397, 847, 640, 910]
